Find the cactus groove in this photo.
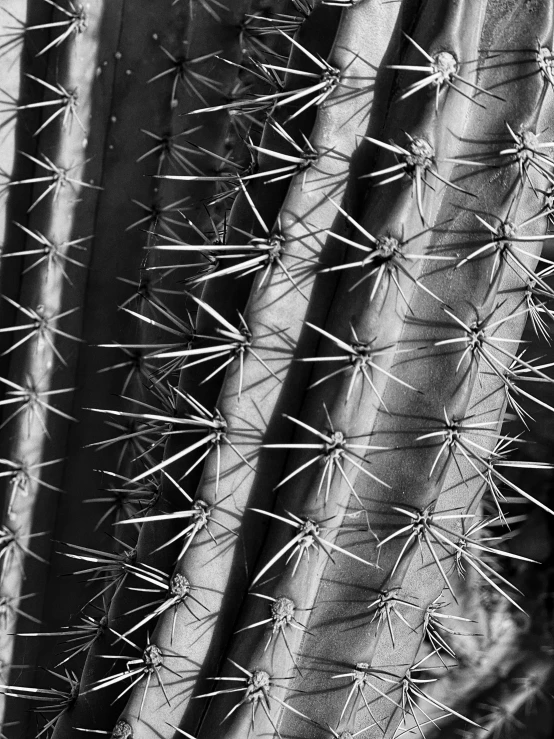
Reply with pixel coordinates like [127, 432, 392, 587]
[1, 1, 554, 738]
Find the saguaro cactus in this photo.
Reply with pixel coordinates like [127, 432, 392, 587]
[1, 0, 554, 738]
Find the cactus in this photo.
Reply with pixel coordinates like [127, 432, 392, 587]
[1, 0, 554, 738]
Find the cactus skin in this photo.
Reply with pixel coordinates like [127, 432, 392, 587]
[1, 1, 554, 738]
